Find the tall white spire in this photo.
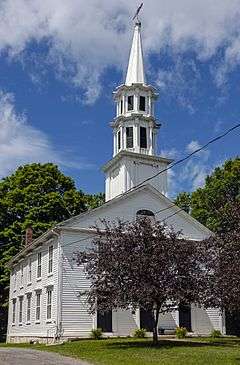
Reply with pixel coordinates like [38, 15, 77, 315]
[125, 21, 146, 85]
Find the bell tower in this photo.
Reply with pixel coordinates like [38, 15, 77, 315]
[102, 20, 172, 201]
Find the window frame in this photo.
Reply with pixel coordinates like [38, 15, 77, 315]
[48, 246, 53, 274]
[37, 252, 42, 279]
[12, 299, 16, 325]
[19, 296, 23, 325]
[127, 95, 134, 111]
[140, 126, 147, 149]
[139, 96, 146, 111]
[126, 126, 134, 148]
[20, 263, 23, 286]
[46, 289, 53, 320]
[28, 257, 32, 283]
[117, 130, 121, 151]
[35, 291, 41, 322]
[26, 294, 31, 323]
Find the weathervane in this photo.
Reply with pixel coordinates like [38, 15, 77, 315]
[132, 2, 143, 23]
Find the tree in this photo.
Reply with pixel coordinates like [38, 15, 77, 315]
[203, 201, 240, 312]
[76, 218, 205, 344]
[174, 157, 240, 233]
[174, 192, 191, 213]
[0, 162, 103, 337]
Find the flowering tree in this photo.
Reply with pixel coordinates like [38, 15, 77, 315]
[75, 218, 206, 344]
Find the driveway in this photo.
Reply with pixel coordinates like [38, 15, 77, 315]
[0, 348, 92, 365]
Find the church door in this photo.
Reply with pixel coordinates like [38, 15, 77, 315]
[225, 311, 240, 336]
[179, 304, 192, 331]
[97, 310, 112, 332]
[140, 309, 154, 331]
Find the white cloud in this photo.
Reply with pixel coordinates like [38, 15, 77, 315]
[0, 91, 92, 178]
[179, 140, 211, 191]
[1, 1, 240, 103]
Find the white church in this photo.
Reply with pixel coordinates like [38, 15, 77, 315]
[7, 20, 232, 343]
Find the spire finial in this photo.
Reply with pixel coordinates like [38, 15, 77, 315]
[125, 4, 145, 86]
[132, 3, 143, 24]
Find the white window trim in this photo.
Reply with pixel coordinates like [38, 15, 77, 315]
[26, 293, 32, 324]
[18, 296, 23, 325]
[35, 290, 42, 323]
[37, 252, 42, 279]
[46, 286, 53, 322]
[12, 298, 16, 325]
[28, 257, 32, 284]
[48, 246, 53, 275]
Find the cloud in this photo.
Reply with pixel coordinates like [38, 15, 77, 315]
[1, 1, 240, 103]
[0, 91, 93, 178]
[179, 140, 211, 191]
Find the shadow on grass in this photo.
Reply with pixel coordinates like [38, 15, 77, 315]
[105, 338, 240, 350]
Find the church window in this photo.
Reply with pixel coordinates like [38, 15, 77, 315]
[126, 127, 133, 148]
[117, 131, 121, 150]
[136, 210, 155, 217]
[140, 127, 147, 148]
[120, 99, 123, 114]
[127, 95, 134, 111]
[139, 96, 146, 111]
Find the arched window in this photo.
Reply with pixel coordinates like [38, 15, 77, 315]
[136, 210, 155, 218]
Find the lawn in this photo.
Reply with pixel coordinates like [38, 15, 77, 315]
[1, 337, 240, 365]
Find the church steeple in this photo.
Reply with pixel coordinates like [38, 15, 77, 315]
[102, 19, 172, 202]
[125, 21, 146, 86]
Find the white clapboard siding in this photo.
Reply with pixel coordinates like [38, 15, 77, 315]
[67, 187, 211, 241]
[159, 311, 178, 330]
[61, 231, 94, 337]
[191, 305, 222, 334]
[7, 237, 59, 341]
[112, 309, 138, 336]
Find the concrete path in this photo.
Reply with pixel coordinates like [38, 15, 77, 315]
[0, 348, 92, 365]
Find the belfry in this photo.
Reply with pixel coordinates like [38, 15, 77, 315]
[102, 20, 172, 201]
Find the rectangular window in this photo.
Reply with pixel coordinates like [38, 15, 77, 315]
[117, 130, 121, 150]
[48, 246, 53, 274]
[20, 264, 23, 286]
[126, 127, 133, 148]
[13, 270, 16, 289]
[139, 96, 146, 111]
[26, 294, 31, 322]
[37, 252, 41, 278]
[127, 95, 134, 111]
[120, 99, 123, 114]
[47, 290, 52, 320]
[140, 127, 147, 149]
[28, 257, 32, 283]
[12, 299, 16, 324]
[19, 297, 23, 324]
[36, 292, 41, 321]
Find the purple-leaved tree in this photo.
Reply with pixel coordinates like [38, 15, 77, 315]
[203, 201, 240, 313]
[75, 217, 206, 344]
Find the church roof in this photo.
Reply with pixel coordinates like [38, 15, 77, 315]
[125, 21, 146, 86]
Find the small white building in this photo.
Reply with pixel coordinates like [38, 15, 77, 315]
[7, 20, 229, 343]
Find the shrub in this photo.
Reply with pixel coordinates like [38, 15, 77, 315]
[133, 328, 147, 338]
[210, 329, 222, 338]
[90, 328, 103, 340]
[175, 327, 187, 339]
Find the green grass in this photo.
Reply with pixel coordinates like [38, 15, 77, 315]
[1, 337, 240, 365]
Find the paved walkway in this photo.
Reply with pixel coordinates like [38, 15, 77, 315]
[0, 348, 92, 365]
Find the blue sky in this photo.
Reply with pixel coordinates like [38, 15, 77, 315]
[0, 1, 239, 198]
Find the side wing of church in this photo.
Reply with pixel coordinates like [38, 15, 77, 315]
[6, 20, 230, 343]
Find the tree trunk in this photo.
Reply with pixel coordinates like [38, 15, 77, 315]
[152, 306, 160, 345]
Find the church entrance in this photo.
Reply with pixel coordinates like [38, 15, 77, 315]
[97, 310, 112, 332]
[225, 311, 240, 336]
[179, 304, 192, 331]
[140, 309, 154, 331]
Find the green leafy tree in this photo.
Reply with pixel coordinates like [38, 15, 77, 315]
[191, 158, 240, 232]
[0, 162, 103, 338]
[174, 192, 191, 213]
[175, 157, 240, 233]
